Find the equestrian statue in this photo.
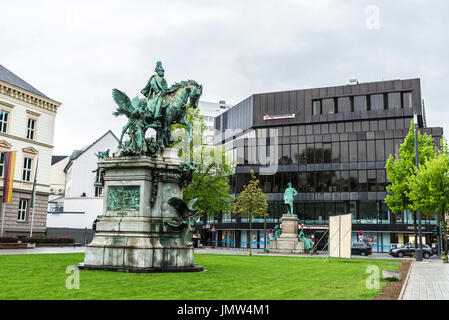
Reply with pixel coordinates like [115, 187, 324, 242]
[112, 61, 203, 156]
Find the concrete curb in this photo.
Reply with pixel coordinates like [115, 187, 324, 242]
[398, 261, 414, 300]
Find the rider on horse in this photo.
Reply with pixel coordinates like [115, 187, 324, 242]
[141, 61, 169, 127]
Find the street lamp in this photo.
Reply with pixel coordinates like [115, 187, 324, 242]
[413, 113, 423, 261]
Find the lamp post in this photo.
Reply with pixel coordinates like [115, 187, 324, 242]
[413, 113, 423, 261]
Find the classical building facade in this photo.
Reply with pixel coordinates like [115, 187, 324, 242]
[0, 64, 61, 236]
[201, 78, 443, 252]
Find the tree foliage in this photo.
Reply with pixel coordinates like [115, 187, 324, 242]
[409, 137, 449, 261]
[171, 106, 235, 216]
[385, 119, 436, 214]
[233, 170, 268, 255]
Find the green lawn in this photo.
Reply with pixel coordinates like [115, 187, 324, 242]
[0, 253, 401, 300]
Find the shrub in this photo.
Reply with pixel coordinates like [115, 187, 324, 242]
[0, 236, 19, 243]
[22, 236, 74, 244]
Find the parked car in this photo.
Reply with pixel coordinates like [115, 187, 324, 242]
[351, 242, 372, 256]
[389, 243, 433, 259]
[389, 243, 403, 250]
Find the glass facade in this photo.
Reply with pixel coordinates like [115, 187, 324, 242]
[203, 79, 443, 252]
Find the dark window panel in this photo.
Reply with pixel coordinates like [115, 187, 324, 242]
[362, 121, 370, 132]
[358, 140, 367, 162]
[368, 170, 377, 191]
[291, 125, 298, 136]
[291, 144, 298, 164]
[359, 200, 378, 223]
[340, 171, 349, 192]
[375, 140, 385, 161]
[403, 92, 413, 108]
[315, 143, 323, 163]
[322, 98, 335, 114]
[341, 141, 349, 163]
[307, 172, 315, 192]
[332, 141, 340, 162]
[332, 171, 340, 192]
[377, 169, 386, 191]
[388, 92, 401, 109]
[359, 170, 368, 192]
[395, 118, 404, 130]
[345, 122, 353, 133]
[370, 94, 384, 111]
[338, 97, 351, 113]
[385, 139, 394, 159]
[323, 142, 332, 163]
[298, 172, 307, 193]
[306, 144, 314, 164]
[273, 173, 282, 193]
[306, 125, 313, 135]
[350, 170, 358, 192]
[298, 144, 307, 164]
[349, 141, 357, 162]
[387, 119, 395, 130]
[321, 123, 329, 134]
[367, 140, 375, 161]
[313, 100, 321, 115]
[354, 95, 367, 112]
[315, 171, 323, 192]
[337, 122, 345, 133]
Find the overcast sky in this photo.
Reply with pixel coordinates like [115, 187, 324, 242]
[1, 0, 448, 155]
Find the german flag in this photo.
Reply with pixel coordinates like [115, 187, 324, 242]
[3, 151, 16, 203]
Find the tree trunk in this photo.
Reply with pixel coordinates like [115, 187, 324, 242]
[249, 214, 252, 256]
[413, 211, 418, 245]
[442, 212, 448, 262]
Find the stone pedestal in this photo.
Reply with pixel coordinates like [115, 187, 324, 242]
[268, 215, 305, 254]
[78, 148, 203, 273]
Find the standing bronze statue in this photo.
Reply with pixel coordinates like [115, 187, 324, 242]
[283, 182, 298, 216]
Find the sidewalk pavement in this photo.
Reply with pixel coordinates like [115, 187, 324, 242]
[400, 260, 449, 300]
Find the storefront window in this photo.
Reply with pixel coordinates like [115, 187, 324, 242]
[360, 200, 378, 224]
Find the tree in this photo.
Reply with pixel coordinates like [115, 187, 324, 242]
[409, 137, 449, 262]
[171, 106, 235, 217]
[233, 170, 268, 256]
[385, 119, 436, 244]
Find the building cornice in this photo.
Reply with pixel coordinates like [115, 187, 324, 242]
[0, 80, 61, 113]
[0, 132, 54, 149]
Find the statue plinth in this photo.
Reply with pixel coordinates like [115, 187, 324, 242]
[268, 214, 305, 254]
[78, 148, 203, 273]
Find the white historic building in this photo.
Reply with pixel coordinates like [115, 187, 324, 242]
[0, 64, 61, 236]
[46, 130, 118, 242]
[198, 100, 231, 145]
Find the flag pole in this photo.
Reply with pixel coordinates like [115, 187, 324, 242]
[29, 155, 39, 237]
[0, 152, 9, 237]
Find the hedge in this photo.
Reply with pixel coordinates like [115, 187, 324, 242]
[0, 236, 19, 243]
[22, 237, 74, 244]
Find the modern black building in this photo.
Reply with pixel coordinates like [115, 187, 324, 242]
[197, 78, 443, 253]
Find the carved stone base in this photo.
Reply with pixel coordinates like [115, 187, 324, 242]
[268, 214, 305, 254]
[79, 149, 202, 272]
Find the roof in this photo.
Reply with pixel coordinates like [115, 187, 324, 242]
[0, 64, 50, 99]
[64, 130, 119, 172]
[51, 155, 69, 165]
